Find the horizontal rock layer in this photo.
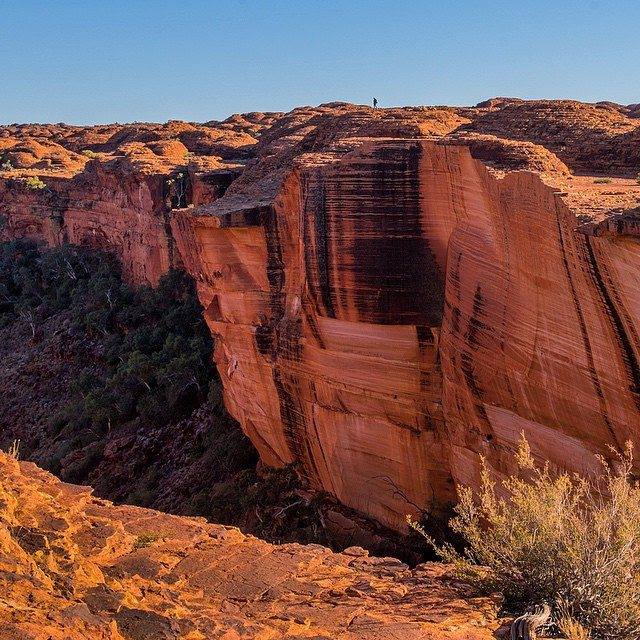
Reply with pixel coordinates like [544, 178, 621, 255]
[176, 137, 640, 531]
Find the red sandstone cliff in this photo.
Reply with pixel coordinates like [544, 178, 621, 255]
[0, 117, 278, 283]
[2, 100, 640, 533]
[173, 103, 640, 532]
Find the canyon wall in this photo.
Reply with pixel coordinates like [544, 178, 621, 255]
[175, 136, 640, 530]
[2, 101, 640, 532]
[0, 167, 177, 284]
[0, 118, 265, 283]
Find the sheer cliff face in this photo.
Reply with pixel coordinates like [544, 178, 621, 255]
[174, 141, 455, 527]
[0, 167, 174, 284]
[175, 132, 640, 531]
[2, 102, 640, 532]
[440, 168, 640, 490]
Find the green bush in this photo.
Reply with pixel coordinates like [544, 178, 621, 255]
[81, 150, 99, 159]
[133, 532, 162, 549]
[0, 241, 214, 454]
[409, 436, 640, 640]
[23, 176, 46, 190]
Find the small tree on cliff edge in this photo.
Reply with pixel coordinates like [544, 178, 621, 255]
[409, 435, 640, 640]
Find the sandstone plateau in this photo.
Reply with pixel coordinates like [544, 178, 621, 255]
[0, 452, 501, 639]
[2, 99, 640, 532]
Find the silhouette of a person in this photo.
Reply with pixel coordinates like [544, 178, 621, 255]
[373, 97, 378, 109]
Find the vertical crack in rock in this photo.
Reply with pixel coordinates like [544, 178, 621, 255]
[460, 284, 490, 425]
[584, 237, 640, 405]
[262, 198, 317, 476]
[304, 173, 336, 319]
[554, 204, 619, 445]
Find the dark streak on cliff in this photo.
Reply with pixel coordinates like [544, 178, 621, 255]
[584, 237, 640, 403]
[554, 208, 619, 446]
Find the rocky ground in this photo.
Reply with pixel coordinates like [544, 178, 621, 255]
[0, 452, 503, 639]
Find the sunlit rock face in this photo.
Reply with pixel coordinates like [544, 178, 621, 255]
[2, 102, 640, 532]
[175, 131, 640, 531]
[0, 118, 270, 284]
[0, 452, 501, 639]
[439, 166, 640, 494]
[0, 167, 178, 284]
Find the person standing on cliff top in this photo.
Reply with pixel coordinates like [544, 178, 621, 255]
[373, 97, 378, 109]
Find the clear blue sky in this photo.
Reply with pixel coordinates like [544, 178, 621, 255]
[1, 0, 638, 125]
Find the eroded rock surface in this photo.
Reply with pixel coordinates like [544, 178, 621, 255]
[2, 100, 640, 533]
[0, 453, 500, 639]
[174, 102, 640, 531]
[0, 116, 280, 284]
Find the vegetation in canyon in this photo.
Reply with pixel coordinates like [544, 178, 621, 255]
[22, 176, 47, 190]
[0, 239, 215, 445]
[410, 436, 640, 639]
[0, 240, 410, 554]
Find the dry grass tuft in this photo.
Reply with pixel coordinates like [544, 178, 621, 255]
[557, 602, 591, 640]
[409, 435, 640, 639]
[133, 532, 163, 549]
[5, 439, 20, 459]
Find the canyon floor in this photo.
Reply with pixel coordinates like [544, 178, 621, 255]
[0, 452, 502, 640]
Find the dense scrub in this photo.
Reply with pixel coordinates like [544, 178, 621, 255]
[411, 436, 640, 640]
[0, 240, 217, 471]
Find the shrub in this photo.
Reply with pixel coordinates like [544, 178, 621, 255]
[23, 176, 46, 190]
[1, 159, 13, 171]
[81, 150, 99, 159]
[133, 532, 162, 549]
[558, 601, 592, 640]
[0, 241, 215, 467]
[594, 178, 612, 184]
[409, 436, 640, 640]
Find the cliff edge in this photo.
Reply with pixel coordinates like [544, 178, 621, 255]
[0, 452, 500, 639]
[2, 99, 640, 533]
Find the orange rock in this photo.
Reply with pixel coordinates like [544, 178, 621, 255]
[0, 118, 270, 284]
[0, 453, 501, 639]
[463, 99, 640, 173]
[175, 104, 640, 532]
